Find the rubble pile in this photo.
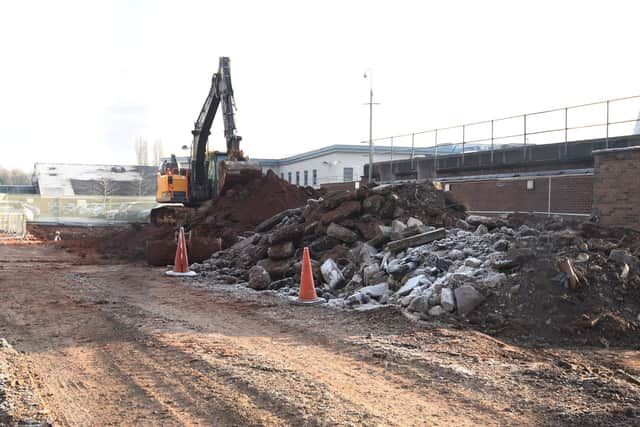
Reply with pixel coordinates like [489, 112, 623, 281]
[481, 217, 640, 346]
[193, 178, 640, 346]
[195, 181, 466, 298]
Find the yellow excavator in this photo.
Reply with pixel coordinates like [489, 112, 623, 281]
[151, 57, 261, 225]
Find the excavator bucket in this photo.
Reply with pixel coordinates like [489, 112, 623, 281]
[217, 160, 262, 194]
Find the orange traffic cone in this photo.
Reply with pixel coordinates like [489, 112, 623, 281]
[295, 247, 323, 304]
[166, 227, 197, 277]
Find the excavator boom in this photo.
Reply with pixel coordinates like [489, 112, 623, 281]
[189, 56, 259, 201]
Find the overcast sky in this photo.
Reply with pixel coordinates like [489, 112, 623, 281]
[1, 0, 639, 171]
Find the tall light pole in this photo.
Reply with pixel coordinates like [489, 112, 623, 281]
[363, 69, 377, 183]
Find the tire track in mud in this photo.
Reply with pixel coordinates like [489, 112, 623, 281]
[65, 270, 507, 426]
[3, 246, 639, 426]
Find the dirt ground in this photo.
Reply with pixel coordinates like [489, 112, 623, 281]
[1, 244, 639, 426]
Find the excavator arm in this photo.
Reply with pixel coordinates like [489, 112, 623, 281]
[189, 57, 254, 202]
[218, 57, 243, 160]
[148, 56, 261, 262]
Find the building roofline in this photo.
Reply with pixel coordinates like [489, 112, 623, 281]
[34, 162, 153, 168]
[255, 143, 488, 166]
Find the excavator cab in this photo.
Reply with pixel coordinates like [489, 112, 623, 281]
[156, 155, 189, 203]
[159, 155, 184, 176]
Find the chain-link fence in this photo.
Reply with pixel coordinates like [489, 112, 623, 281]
[0, 195, 157, 238]
[0, 211, 26, 238]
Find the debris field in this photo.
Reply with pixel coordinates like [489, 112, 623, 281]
[2, 177, 640, 425]
[194, 180, 640, 348]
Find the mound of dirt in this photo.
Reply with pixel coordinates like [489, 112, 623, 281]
[87, 170, 320, 264]
[467, 216, 640, 347]
[192, 170, 318, 246]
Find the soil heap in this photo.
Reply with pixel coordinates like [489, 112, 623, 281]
[84, 170, 319, 263]
[191, 169, 318, 247]
[195, 182, 640, 348]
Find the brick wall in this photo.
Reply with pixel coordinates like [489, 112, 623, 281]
[446, 174, 593, 215]
[593, 147, 640, 228]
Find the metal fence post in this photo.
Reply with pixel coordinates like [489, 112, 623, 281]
[491, 119, 494, 163]
[523, 114, 527, 161]
[462, 124, 466, 166]
[410, 133, 415, 170]
[564, 107, 568, 157]
[434, 129, 438, 178]
[389, 136, 394, 183]
[606, 100, 610, 149]
[547, 176, 551, 217]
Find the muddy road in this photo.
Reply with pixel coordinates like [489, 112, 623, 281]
[0, 244, 639, 426]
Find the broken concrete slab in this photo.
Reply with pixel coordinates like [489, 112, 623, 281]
[248, 266, 271, 290]
[483, 272, 507, 288]
[256, 208, 303, 233]
[466, 215, 507, 229]
[385, 228, 446, 253]
[362, 194, 384, 214]
[396, 274, 427, 296]
[407, 295, 430, 313]
[268, 241, 295, 260]
[428, 305, 444, 316]
[474, 224, 489, 236]
[320, 200, 361, 225]
[440, 287, 455, 312]
[454, 285, 485, 315]
[357, 283, 388, 299]
[327, 223, 358, 243]
[406, 217, 424, 228]
[270, 223, 304, 245]
[391, 220, 407, 233]
[353, 302, 384, 312]
[321, 258, 345, 290]
[464, 257, 483, 268]
[493, 239, 509, 252]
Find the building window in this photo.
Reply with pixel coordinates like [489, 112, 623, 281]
[312, 169, 317, 185]
[343, 167, 354, 182]
[280, 172, 284, 180]
[288, 172, 292, 183]
[296, 171, 300, 186]
[304, 170, 308, 186]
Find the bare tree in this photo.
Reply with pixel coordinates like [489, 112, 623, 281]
[93, 177, 121, 217]
[134, 138, 149, 166]
[0, 167, 30, 185]
[152, 140, 164, 166]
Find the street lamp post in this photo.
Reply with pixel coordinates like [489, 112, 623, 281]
[364, 69, 374, 183]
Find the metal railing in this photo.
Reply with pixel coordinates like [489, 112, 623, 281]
[363, 94, 640, 167]
[0, 196, 156, 235]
